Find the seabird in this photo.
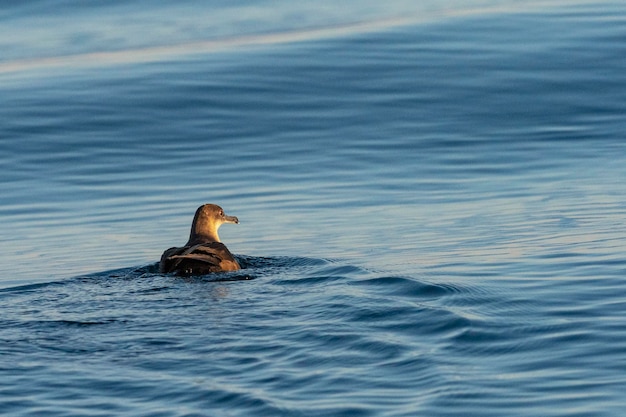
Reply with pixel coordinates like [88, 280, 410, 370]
[159, 204, 241, 275]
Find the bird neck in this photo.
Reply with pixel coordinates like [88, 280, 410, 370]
[187, 219, 221, 245]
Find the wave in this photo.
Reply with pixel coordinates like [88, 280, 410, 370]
[0, 0, 597, 76]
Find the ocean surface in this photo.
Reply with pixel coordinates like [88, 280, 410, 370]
[2, 1, 626, 416]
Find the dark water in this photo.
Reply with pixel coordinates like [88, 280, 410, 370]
[2, 1, 626, 416]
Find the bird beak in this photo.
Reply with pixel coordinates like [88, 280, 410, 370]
[224, 214, 239, 224]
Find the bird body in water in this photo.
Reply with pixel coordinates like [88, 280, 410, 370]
[159, 204, 240, 275]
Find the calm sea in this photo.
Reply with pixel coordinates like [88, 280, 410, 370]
[1, 1, 626, 416]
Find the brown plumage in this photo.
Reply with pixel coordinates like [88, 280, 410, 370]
[159, 204, 240, 275]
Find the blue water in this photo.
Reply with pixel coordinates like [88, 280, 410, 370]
[2, 1, 626, 416]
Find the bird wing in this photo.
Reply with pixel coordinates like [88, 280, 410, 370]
[159, 242, 238, 274]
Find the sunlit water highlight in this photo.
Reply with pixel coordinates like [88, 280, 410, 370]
[0, 0, 603, 75]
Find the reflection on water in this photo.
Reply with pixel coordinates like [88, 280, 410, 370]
[0, 0, 600, 75]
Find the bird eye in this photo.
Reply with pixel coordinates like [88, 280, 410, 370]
[219, 211, 224, 216]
